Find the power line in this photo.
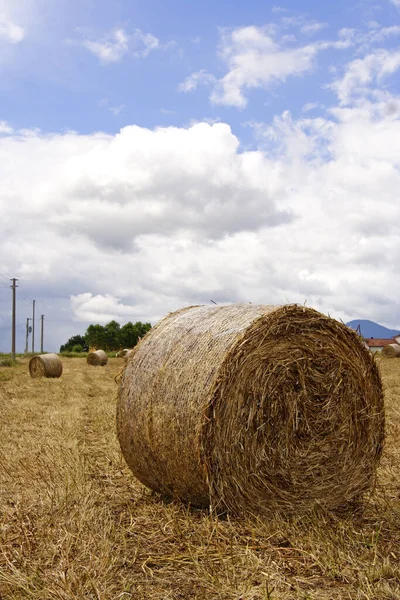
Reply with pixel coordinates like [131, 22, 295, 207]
[18, 284, 34, 305]
[0, 270, 10, 283]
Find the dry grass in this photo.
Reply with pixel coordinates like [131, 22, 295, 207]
[1, 356, 399, 600]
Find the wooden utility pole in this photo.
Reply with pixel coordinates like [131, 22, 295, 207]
[40, 315, 44, 353]
[32, 300, 35, 353]
[25, 317, 31, 354]
[10, 278, 18, 359]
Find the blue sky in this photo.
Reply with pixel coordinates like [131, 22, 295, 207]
[1, 0, 400, 352]
[3, 0, 399, 135]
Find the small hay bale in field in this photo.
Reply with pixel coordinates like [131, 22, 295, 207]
[381, 344, 400, 358]
[87, 349, 108, 366]
[117, 304, 385, 516]
[29, 353, 63, 378]
[116, 348, 134, 359]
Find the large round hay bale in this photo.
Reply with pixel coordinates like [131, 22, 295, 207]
[29, 353, 63, 378]
[117, 304, 385, 516]
[87, 349, 108, 366]
[381, 344, 400, 358]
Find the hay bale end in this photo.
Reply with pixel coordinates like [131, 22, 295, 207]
[87, 349, 108, 366]
[29, 353, 63, 378]
[381, 343, 400, 358]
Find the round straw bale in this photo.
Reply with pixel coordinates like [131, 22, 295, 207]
[29, 353, 63, 378]
[87, 349, 108, 366]
[116, 348, 134, 359]
[381, 343, 400, 358]
[117, 304, 385, 516]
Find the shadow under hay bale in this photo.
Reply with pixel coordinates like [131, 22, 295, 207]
[87, 349, 108, 366]
[117, 304, 385, 516]
[29, 353, 63, 378]
[381, 344, 400, 358]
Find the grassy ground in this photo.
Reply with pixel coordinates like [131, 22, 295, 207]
[0, 357, 399, 600]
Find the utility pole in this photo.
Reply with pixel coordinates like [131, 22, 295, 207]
[40, 315, 44, 353]
[25, 318, 31, 354]
[32, 300, 35, 354]
[10, 278, 18, 359]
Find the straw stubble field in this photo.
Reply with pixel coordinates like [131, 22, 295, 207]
[0, 357, 399, 600]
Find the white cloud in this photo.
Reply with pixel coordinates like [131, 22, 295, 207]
[73, 28, 128, 64]
[1, 96, 400, 351]
[197, 26, 352, 108]
[71, 293, 142, 323]
[300, 22, 328, 35]
[178, 69, 216, 92]
[390, 0, 400, 7]
[330, 48, 400, 104]
[209, 26, 320, 108]
[280, 16, 327, 36]
[0, 120, 12, 133]
[302, 102, 323, 112]
[67, 27, 159, 65]
[132, 30, 159, 57]
[0, 14, 24, 43]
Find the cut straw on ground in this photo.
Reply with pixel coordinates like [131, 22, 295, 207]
[0, 356, 399, 598]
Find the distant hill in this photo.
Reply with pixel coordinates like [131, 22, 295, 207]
[346, 319, 400, 339]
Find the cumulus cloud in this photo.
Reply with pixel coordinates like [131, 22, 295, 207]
[71, 293, 142, 323]
[330, 48, 400, 104]
[0, 14, 24, 43]
[1, 92, 400, 354]
[67, 27, 159, 64]
[2, 35, 400, 349]
[24, 123, 291, 248]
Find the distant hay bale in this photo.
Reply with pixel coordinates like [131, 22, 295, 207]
[116, 349, 134, 359]
[381, 344, 400, 358]
[29, 353, 63, 378]
[117, 304, 385, 516]
[87, 349, 108, 366]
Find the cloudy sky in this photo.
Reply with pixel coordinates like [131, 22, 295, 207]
[1, 0, 400, 352]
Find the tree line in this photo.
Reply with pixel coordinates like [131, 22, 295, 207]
[60, 320, 152, 353]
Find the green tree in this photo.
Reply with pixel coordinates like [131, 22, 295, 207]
[104, 320, 121, 351]
[60, 320, 152, 353]
[85, 324, 107, 350]
[60, 334, 88, 353]
[119, 321, 152, 348]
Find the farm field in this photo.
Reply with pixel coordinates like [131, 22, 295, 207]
[0, 357, 400, 600]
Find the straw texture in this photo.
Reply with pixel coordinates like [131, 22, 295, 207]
[117, 304, 384, 516]
[29, 353, 63, 378]
[87, 349, 108, 366]
[381, 344, 400, 358]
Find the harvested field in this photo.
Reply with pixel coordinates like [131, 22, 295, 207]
[1, 356, 400, 599]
